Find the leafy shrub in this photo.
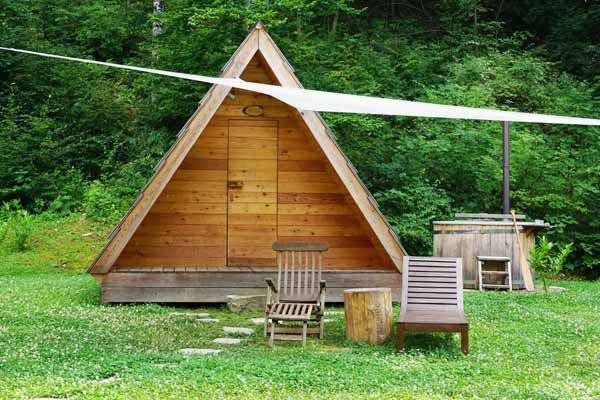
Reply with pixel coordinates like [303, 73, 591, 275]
[83, 181, 126, 223]
[12, 209, 34, 252]
[0, 200, 34, 252]
[0, 219, 8, 245]
[376, 181, 453, 255]
[529, 236, 574, 292]
[45, 169, 88, 215]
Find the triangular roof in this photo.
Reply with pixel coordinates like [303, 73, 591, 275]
[88, 21, 407, 274]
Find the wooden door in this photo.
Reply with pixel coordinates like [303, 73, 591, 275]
[227, 119, 278, 267]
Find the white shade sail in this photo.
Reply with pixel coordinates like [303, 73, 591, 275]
[2, 46, 600, 126]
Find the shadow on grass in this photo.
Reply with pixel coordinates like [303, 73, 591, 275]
[402, 332, 461, 354]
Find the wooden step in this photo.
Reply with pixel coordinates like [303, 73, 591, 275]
[481, 271, 509, 275]
[273, 334, 304, 341]
[482, 284, 510, 289]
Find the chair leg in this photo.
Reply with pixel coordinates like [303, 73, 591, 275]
[396, 324, 405, 352]
[302, 321, 308, 346]
[507, 261, 513, 291]
[478, 260, 483, 291]
[263, 314, 269, 337]
[268, 321, 276, 348]
[319, 315, 324, 339]
[461, 326, 469, 355]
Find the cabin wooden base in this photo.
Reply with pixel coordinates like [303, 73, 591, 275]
[98, 268, 401, 304]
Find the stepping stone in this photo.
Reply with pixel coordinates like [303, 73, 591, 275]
[197, 318, 219, 323]
[179, 348, 222, 356]
[548, 286, 567, 293]
[224, 326, 255, 334]
[223, 326, 254, 335]
[156, 363, 178, 368]
[249, 317, 265, 325]
[171, 312, 210, 318]
[213, 338, 242, 345]
[325, 311, 344, 316]
[96, 376, 119, 384]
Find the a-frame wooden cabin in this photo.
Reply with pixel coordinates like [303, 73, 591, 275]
[88, 22, 407, 303]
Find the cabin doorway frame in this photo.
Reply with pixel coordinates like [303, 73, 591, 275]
[226, 118, 279, 267]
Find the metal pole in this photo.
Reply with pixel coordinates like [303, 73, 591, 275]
[502, 121, 510, 214]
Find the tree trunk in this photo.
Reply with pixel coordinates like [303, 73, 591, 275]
[152, 0, 164, 36]
[330, 9, 339, 37]
[344, 288, 393, 344]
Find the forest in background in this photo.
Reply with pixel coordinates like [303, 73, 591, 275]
[0, 0, 598, 276]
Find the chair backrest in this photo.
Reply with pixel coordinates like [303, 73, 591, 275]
[401, 256, 464, 313]
[272, 241, 329, 302]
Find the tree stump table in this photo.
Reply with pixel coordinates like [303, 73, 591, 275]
[344, 288, 393, 344]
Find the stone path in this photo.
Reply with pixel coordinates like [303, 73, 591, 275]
[223, 326, 254, 335]
[171, 312, 210, 318]
[156, 363, 178, 368]
[213, 338, 242, 345]
[197, 318, 219, 323]
[95, 376, 119, 385]
[179, 348, 222, 355]
[178, 309, 344, 355]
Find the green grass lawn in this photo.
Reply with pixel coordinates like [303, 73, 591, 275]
[0, 215, 598, 399]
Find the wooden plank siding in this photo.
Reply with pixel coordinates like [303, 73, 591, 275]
[112, 53, 394, 271]
[113, 113, 231, 268]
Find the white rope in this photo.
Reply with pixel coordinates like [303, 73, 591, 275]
[2, 46, 599, 126]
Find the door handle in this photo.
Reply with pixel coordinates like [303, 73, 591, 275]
[227, 180, 244, 189]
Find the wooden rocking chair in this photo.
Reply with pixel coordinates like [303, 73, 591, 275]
[265, 241, 328, 347]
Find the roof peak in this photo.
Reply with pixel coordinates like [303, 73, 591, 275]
[252, 20, 265, 30]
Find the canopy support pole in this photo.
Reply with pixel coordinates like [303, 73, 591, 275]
[502, 121, 510, 214]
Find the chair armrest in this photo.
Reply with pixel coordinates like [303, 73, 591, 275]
[265, 278, 278, 293]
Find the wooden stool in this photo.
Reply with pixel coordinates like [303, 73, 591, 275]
[344, 288, 393, 344]
[477, 256, 512, 291]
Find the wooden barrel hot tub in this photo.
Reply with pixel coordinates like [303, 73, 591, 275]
[433, 213, 548, 289]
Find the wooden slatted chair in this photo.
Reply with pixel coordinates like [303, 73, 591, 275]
[397, 256, 469, 354]
[265, 241, 328, 347]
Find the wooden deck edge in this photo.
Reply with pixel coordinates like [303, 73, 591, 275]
[99, 269, 402, 303]
[102, 286, 402, 304]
